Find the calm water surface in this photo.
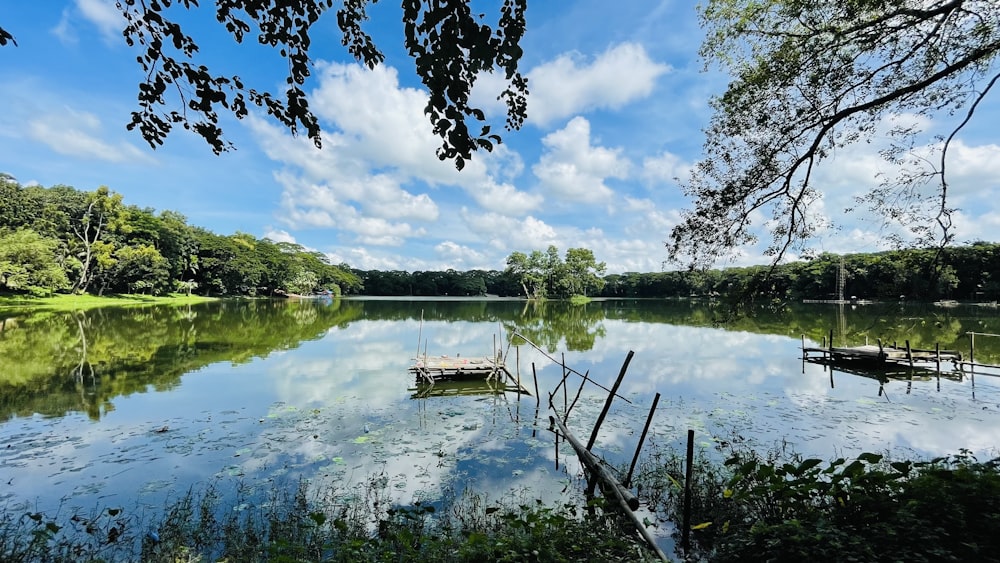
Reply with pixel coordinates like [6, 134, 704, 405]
[2, 298, 1000, 548]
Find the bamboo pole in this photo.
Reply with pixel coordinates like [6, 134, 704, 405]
[586, 351, 634, 451]
[532, 362, 539, 408]
[562, 353, 568, 417]
[549, 414, 645, 514]
[516, 345, 521, 393]
[549, 414, 669, 561]
[415, 309, 424, 361]
[512, 331, 631, 403]
[625, 392, 660, 488]
[566, 370, 589, 418]
[682, 429, 695, 557]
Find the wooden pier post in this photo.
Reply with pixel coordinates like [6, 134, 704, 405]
[829, 329, 834, 352]
[905, 340, 914, 368]
[970, 332, 976, 366]
[801, 334, 807, 374]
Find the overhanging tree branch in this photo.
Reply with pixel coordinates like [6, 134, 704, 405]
[114, 0, 527, 169]
[672, 0, 1000, 268]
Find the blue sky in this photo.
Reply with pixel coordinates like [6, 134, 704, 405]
[1, 1, 998, 273]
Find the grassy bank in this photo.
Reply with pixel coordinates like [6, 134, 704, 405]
[0, 293, 217, 312]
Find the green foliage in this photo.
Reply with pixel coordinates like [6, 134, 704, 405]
[107, 244, 172, 295]
[0, 229, 69, 296]
[0, 505, 133, 562]
[642, 442, 1000, 562]
[504, 246, 607, 299]
[0, 177, 360, 300]
[600, 244, 1000, 302]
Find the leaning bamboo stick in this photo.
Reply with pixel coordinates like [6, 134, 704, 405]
[512, 331, 631, 403]
[586, 351, 634, 451]
[548, 413, 666, 561]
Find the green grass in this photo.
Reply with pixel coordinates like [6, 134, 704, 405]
[0, 292, 217, 312]
[568, 295, 593, 305]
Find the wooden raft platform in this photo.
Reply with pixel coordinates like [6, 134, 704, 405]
[409, 355, 531, 395]
[803, 344, 961, 364]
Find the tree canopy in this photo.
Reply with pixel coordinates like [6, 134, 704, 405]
[671, 0, 1000, 267]
[0, 174, 361, 298]
[503, 245, 606, 299]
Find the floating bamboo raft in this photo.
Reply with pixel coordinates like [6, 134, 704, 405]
[409, 355, 531, 395]
[803, 343, 962, 364]
[802, 331, 962, 370]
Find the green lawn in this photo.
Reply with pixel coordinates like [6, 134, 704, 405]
[0, 292, 217, 312]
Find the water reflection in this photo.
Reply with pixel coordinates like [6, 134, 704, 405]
[2, 298, 1000, 548]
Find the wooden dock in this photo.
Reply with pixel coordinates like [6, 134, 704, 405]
[803, 343, 962, 365]
[409, 355, 531, 395]
[802, 331, 962, 369]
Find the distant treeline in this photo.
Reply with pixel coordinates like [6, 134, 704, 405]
[355, 244, 1000, 302]
[2, 174, 997, 301]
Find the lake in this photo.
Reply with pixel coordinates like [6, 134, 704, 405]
[2, 297, 1000, 553]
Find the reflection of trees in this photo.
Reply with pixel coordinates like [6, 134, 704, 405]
[505, 301, 607, 353]
[0, 299, 363, 421]
[3, 298, 998, 422]
[70, 311, 104, 419]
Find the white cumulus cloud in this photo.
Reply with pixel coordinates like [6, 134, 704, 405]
[526, 42, 670, 127]
[533, 117, 629, 204]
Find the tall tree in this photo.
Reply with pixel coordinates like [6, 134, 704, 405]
[505, 250, 546, 299]
[671, 0, 1000, 266]
[0, 173, 42, 230]
[70, 187, 125, 293]
[562, 247, 606, 297]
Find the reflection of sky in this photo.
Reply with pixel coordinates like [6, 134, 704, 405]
[3, 306, 1000, 555]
